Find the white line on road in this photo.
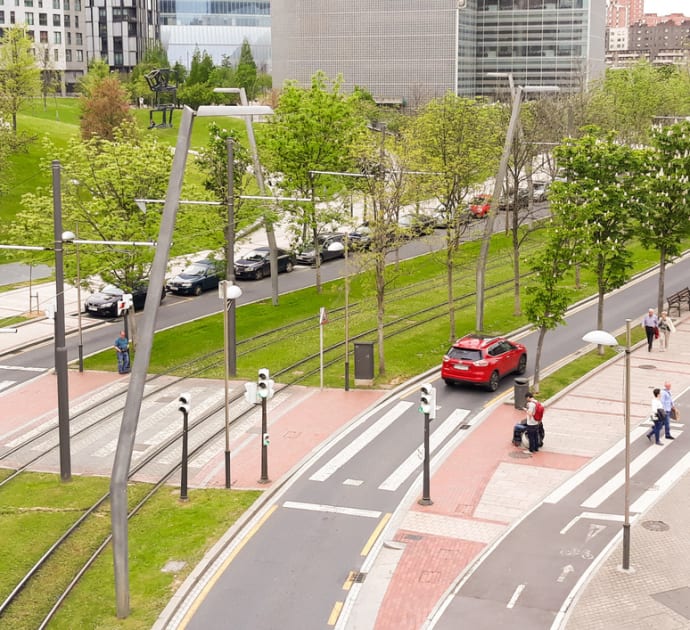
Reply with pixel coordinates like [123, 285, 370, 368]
[560, 512, 623, 535]
[282, 501, 382, 519]
[0, 364, 44, 372]
[309, 401, 414, 482]
[630, 450, 690, 513]
[581, 431, 683, 509]
[0, 380, 15, 393]
[506, 584, 525, 609]
[544, 426, 648, 505]
[378, 408, 470, 491]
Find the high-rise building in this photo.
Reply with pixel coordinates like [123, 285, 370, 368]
[271, 0, 606, 104]
[159, 0, 271, 70]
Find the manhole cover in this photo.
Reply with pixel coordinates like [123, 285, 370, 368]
[638, 364, 657, 370]
[509, 451, 531, 459]
[642, 520, 670, 531]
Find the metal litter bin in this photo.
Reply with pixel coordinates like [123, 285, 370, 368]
[354, 342, 375, 384]
[514, 377, 530, 409]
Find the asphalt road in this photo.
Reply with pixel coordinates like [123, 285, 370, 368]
[179, 257, 690, 629]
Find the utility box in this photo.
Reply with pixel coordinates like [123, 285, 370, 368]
[354, 342, 375, 386]
[514, 377, 530, 409]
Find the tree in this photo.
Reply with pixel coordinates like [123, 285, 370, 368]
[80, 76, 135, 141]
[258, 71, 367, 293]
[187, 48, 215, 86]
[0, 26, 41, 132]
[403, 93, 502, 341]
[77, 58, 110, 97]
[36, 44, 62, 108]
[235, 39, 258, 100]
[8, 125, 174, 293]
[635, 121, 690, 312]
[550, 129, 641, 336]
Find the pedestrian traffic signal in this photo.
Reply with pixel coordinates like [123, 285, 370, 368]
[178, 392, 191, 413]
[419, 383, 436, 419]
[262, 433, 270, 447]
[244, 382, 258, 404]
[257, 368, 274, 399]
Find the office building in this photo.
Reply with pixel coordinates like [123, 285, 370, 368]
[271, 0, 607, 104]
[159, 0, 271, 70]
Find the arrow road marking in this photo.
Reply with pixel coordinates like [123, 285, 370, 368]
[560, 512, 623, 535]
[557, 565, 574, 583]
[586, 523, 607, 542]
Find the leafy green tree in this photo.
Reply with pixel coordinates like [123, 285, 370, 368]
[635, 121, 690, 311]
[187, 48, 215, 86]
[80, 76, 135, 141]
[176, 82, 215, 110]
[171, 62, 188, 86]
[258, 71, 367, 292]
[403, 92, 502, 341]
[0, 26, 41, 132]
[551, 129, 641, 335]
[77, 58, 110, 97]
[235, 39, 258, 100]
[128, 44, 171, 106]
[8, 125, 174, 292]
[209, 56, 236, 88]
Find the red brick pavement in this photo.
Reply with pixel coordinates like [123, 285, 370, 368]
[373, 403, 589, 630]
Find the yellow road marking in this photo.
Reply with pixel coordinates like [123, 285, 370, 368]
[342, 570, 356, 590]
[360, 512, 392, 556]
[179, 504, 278, 628]
[328, 601, 344, 626]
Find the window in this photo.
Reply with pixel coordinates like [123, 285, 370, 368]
[74, 0, 79, 9]
[53, 30, 60, 43]
[52, 12, 59, 25]
[39, 29, 47, 42]
[38, 11, 46, 24]
[63, 14, 68, 26]
[65, 30, 70, 43]
[75, 32, 81, 44]
[76, 49, 82, 61]
[63, 0, 68, 7]
[53, 47, 58, 61]
[25, 10, 33, 23]
[65, 48, 71, 61]
[74, 14, 77, 26]
[0, 10, 4, 22]
[10, 9, 15, 22]
[24, 0, 33, 5]
[51, 0, 58, 7]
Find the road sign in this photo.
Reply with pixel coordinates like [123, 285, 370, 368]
[319, 307, 328, 325]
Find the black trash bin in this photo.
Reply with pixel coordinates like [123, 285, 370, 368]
[354, 342, 375, 385]
[514, 377, 530, 409]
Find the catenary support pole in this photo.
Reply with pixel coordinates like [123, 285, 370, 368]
[110, 106, 194, 619]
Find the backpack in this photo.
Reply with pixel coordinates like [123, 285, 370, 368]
[534, 401, 545, 422]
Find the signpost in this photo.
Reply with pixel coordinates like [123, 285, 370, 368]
[319, 307, 328, 390]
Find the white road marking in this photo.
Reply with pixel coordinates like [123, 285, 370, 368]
[309, 401, 414, 482]
[556, 565, 574, 583]
[0, 364, 44, 372]
[560, 512, 623, 535]
[282, 501, 381, 519]
[378, 408, 470, 491]
[0, 380, 15, 393]
[585, 523, 607, 542]
[630, 450, 690, 513]
[343, 479, 363, 486]
[581, 430, 683, 509]
[506, 584, 525, 609]
[544, 426, 648, 504]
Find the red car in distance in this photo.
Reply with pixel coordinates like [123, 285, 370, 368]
[468, 194, 492, 218]
[441, 333, 527, 391]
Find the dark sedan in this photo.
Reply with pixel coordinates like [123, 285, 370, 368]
[234, 247, 294, 280]
[84, 283, 164, 317]
[166, 259, 222, 295]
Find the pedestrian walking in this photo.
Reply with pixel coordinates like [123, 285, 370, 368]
[661, 381, 677, 440]
[646, 388, 664, 445]
[657, 311, 675, 351]
[641, 308, 659, 352]
[114, 330, 130, 374]
[524, 392, 541, 453]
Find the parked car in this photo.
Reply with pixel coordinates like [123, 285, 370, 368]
[533, 182, 549, 202]
[397, 213, 436, 237]
[348, 224, 372, 250]
[441, 333, 527, 391]
[499, 188, 529, 211]
[166, 259, 222, 295]
[295, 233, 346, 265]
[468, 194, 492, 217]
[85, 283, 164, 317]
[234, 246, 294, 280]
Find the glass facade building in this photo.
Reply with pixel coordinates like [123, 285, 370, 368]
[271, 0, 606, 102]
[159, 0, 270, 69]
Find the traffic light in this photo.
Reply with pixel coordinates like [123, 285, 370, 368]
[178, 392, 191, 414]
[419, 383, 436, 419]
[262, 433, 270, 447]
[257, 368, 274, 400]
[244, 382, 258, 404]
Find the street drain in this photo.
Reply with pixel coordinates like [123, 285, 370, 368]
[641, 520, 670, 531]
[459, 424, 471, 430]
[352, 571, 366, 583]
[509, 451, 531, 459]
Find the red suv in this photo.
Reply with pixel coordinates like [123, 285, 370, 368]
[441, 334, 527, 391]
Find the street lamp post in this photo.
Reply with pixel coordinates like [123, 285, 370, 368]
[219, 280, 242, 489]
[583, 319, 632, 571]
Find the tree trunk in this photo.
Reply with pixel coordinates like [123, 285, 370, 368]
[512, 207, 521, 316]
[375, 252, 386, 376]
[533, 325, 547, 394]
[447, 232, 456, 343]
[658, 245, 667, 314]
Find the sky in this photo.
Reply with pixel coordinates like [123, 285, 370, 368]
[644, 0, 688, 14]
